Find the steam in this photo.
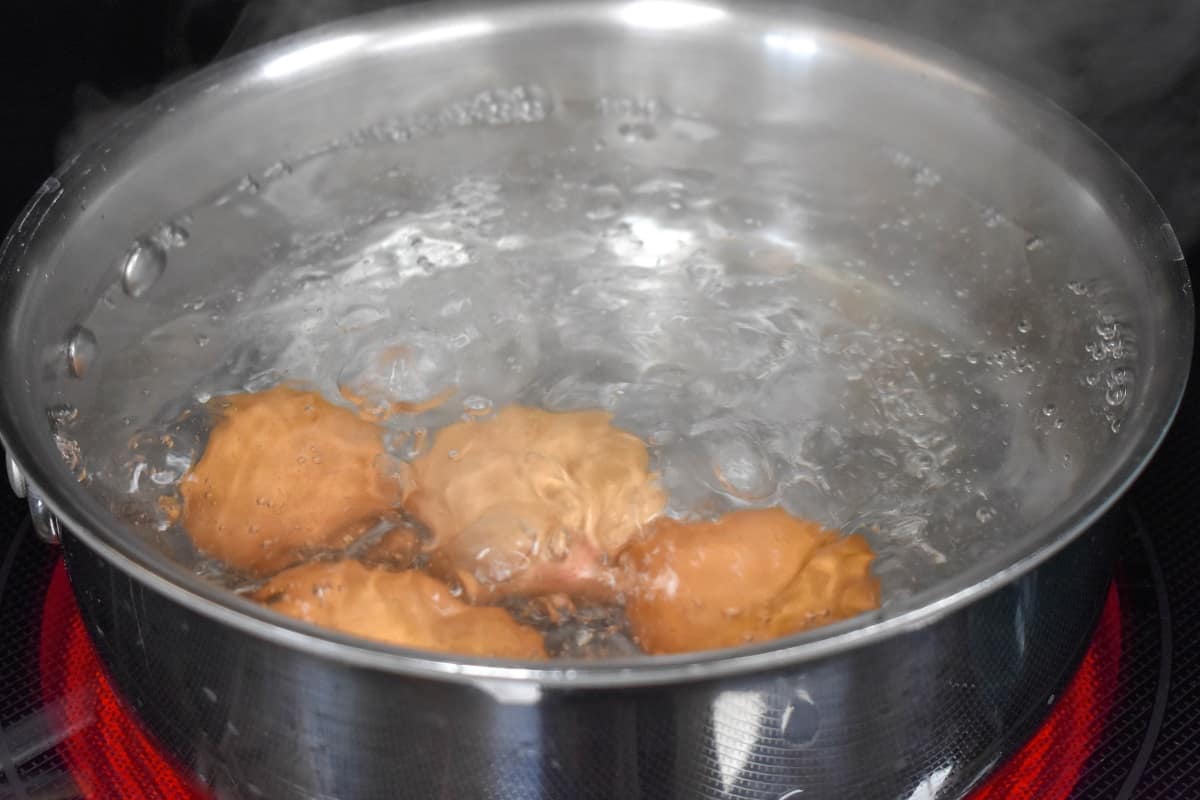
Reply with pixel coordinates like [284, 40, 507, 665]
[55, 0, 386, 164]
[216, 0, 390, 55]
[54, 0, 1200, 243]
[821, 0, 1200, 243]
[824, 0, 1200, 115]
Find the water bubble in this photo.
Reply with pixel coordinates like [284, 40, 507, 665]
[121, 239, 168, 298]
[975, 506, 996, 524]
[903, 449, 937, 478]
[237, 175, 260, 194]
[586, 203, 620, 221]
[1066, 280, 1087, 295]
[337, 305, 388, 331]
[495, 234, 532, 251]
[1110, 417, 1123, 434]
[913, 167, 941, 187]
[157, 222, 190, 249]
[617, 122, 657, 142]
[66, 326, 98, 378]
[264, 160, 293, 179]
[1105, 384, 1128, 406]
[243, 369, 281, 393]
[1016, 319, 1032, 334]
[1054, 418, 1066, 429]
[648, 428, 676, 446]
[700, 426, 777, 502]
[195, 335, 210, 348]
[297, 270, 333, 288]
[1041, 404, 1057, 417]
[463, 395, 493, 416]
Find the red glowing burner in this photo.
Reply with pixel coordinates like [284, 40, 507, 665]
[969, 584, 1122, 799]
[39, 561, 208, 800]
[38, 560, 1122, 799]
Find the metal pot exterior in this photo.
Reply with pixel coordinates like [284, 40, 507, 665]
[63, 512, 1119, 800]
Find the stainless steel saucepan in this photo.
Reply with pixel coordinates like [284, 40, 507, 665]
[0, 2, 1191, 798]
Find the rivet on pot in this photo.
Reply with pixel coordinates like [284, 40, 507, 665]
[27, 491, 62, 545]
[65, 325, 98, 379]
[121, 239, 168, 298]
[5, 454, 27, 499]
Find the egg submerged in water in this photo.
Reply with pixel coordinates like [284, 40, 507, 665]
[178, 385, 881, 658]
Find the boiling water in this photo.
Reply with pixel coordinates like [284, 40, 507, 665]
[52, 87, 1137, 630]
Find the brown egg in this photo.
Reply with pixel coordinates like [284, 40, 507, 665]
[359, 525, 424, 570]
[180, 386, 403, 575]
[255, 560, 547, 659]
[428, 537, 623, 605]
[403, 405, 665, 598]
[622, 508, 880, 655]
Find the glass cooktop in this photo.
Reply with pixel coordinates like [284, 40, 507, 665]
[1, 1, 1198, 797]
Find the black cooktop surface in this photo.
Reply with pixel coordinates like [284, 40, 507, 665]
[1, 2, 1199, 798]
